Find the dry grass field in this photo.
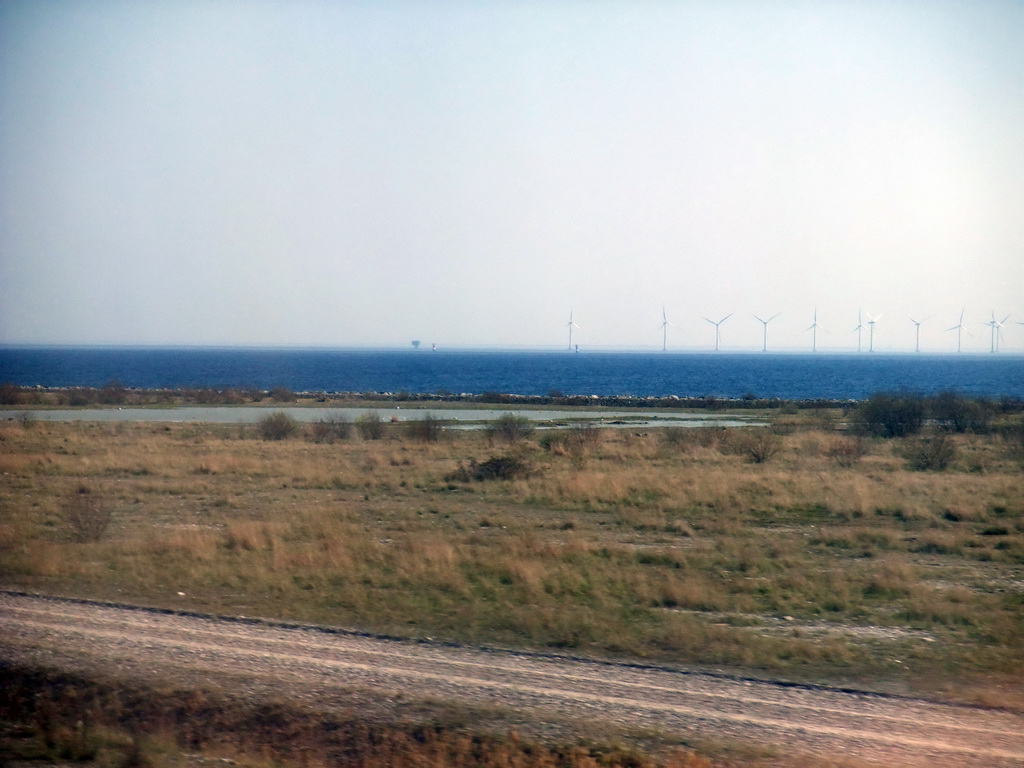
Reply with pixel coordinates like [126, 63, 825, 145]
[1, 407, 1022, 715]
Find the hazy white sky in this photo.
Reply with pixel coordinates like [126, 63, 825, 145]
[1, 0, 1022, 352]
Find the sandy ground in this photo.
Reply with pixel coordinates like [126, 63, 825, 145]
[2, 592, 1023, 767]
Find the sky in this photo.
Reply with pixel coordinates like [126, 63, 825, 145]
[1, 1, 1022, 353]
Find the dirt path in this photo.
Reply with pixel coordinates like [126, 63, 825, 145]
[2, 592, 1022, 767]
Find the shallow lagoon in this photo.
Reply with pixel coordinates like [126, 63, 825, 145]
[6, 406, 759, 429]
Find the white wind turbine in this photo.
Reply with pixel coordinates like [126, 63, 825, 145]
[753, 312, 780, 352]
[806, 308, 827, 352]
[864, 313, 880, 354]
[947, 308, 967, 353]
[702, 313, 732, 352]
[566, 310, 580, 351]
[984, 311, 1011, 353]
[660, 306, 675, 352]
[908, 315, 932, 353]
[852, 310, 865, 352]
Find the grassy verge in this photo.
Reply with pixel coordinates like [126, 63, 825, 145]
[1, 413, 1023, 706]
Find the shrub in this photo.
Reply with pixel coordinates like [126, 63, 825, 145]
[446, 453, 533, 482]
[257, 411, 298, 440]
[929, 391, 991, 433]
[405, 413, 444, 443]
[770, 416, 800, 435]
[856, 392, 924, 438]
[997, 424, 1024, 465]
[539, 423, 603, 464]
[728, 428, 782, 463]
[65, 486, 112, 543]
[826, 435, 869, 467]
[659, 427, 692, 450]
[486, 413, 535, 443]
[269, 386, 296, 403]
[98, 379, 128, 405]
[0, 382, 22, 405]
[569, 422, 603, 450]
[68, 388, 95, 406]
[904, 433, 957, 471]
[356, 411, 385, 440]
[309, 416, 351, 443]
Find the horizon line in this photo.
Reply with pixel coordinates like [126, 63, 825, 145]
[2, 342, 1023, 357]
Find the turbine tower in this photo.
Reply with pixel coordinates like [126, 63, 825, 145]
[947, 308, 967, 353]
[852, 310, 865, 353]
[806, 308, 827, 352]
[908, 315, 931, 353]
[566, 310, 580, 351]
[660, 306, 675, 352]
[866, 313, 882, 353]
[753, 312, 780, 352]
[985, 311, 1011, 353]
[702, 314, 732, 352]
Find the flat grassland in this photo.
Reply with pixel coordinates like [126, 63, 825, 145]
[1, 408, 1022, 711]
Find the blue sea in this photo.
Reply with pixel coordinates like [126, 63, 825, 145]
[1, 347, 1022, 401]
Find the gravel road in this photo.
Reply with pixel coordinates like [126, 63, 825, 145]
[2, 592, 1022, 767]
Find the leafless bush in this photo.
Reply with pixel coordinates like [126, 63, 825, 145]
[904, 433, 957, 471]
[257, 411, 298, 440]
[446, 453, 533, 482]
[309, 416, 352, 443]
[569, 422, 603, 450]
[356, 411, 385, 440]
[659, 427, 691, 450]
[693, 426, 726, 449]
[269, 386, 296, 403]
[727, 428, 782, 463]
[0, 382, 23, 405]
[998, 424, 1024, 466]
[770, 416, 800, 435]
[826, 435, 869, 467]
[856, 392, 924, 438]
[541, 423, 603, 453]
[486, 413, 535, 443]
[404, 413, 444, 443]
[65, 486, 112, 543]
[929, 391, 991, 434]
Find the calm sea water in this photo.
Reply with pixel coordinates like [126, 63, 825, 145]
[1, 347, 1022, 401]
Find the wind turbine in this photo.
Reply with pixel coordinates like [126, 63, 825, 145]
[702, 314, 732, 352]
[753, 312, 780, 352]
[866, 313, 882, 352]
[984, 311, 1011, 353]
[659, 306, 675, 352]
[806, 308, 827, 352]
[947, 308, 967, 353]
[566, 310, 580, 351]
[908, 315, 932, 353]
[852, 310, 865, 352]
